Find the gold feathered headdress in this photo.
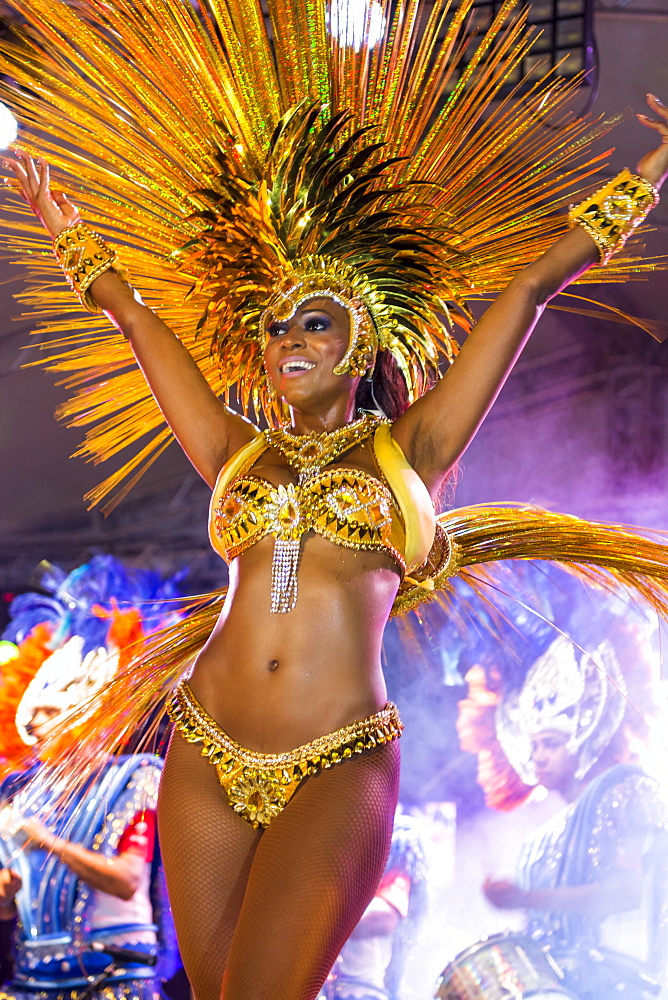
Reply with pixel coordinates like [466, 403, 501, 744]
[0, 0, 661, 510]
[179, 101, 465, 416]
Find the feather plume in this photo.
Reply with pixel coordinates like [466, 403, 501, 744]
[0, 0, 662, 509]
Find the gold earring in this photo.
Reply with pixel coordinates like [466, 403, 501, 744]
[263, 363, 278, 403]
[347, 347, 369, 378]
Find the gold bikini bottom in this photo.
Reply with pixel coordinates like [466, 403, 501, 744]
[166, 680, 403, 829]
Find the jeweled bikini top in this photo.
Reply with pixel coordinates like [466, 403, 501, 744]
[209, 416, 436, 613]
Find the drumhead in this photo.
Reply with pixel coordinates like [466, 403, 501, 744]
[523, 993, 578, 1000]
[439, 933, 549, 976]
[435, 934, 572, 1000]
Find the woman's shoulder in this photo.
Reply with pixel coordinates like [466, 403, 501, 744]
[595, 766, 666, 830]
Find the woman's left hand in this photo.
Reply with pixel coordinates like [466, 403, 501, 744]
[635, 94, 668, 190]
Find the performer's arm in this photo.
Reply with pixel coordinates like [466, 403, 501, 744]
[20, 817, 147, 901]
[0, 869, 18, 985]
[391, 94, 668, 495]
[2, 151, 257, 487]
[0, 867, 21, 922]
[51, 843, 145, 901]
[483, 862, 643, 917]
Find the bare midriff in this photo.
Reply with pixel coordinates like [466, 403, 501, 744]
[187, 529, 400, 754]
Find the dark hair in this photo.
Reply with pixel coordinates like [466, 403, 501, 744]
[355, 350, 414, 421]
[357, 350, 459, 508]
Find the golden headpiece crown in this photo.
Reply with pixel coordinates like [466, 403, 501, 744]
[178, 103, 462, 417]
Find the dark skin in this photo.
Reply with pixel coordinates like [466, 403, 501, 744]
[3, 96, 668, 754]
[5, 96, 667, 1000]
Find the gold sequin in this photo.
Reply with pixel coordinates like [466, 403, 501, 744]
[211, 415, 405, 611]
[568, 169, 660, 264]
[52, 224, 129, 313]
[213, 468, 404, 571]
[265, 414, 383, 478]
[167, 680, 403, 829]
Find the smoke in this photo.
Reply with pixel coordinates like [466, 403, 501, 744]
[382, 305, 668, 997]
[452, 305, 667, 529]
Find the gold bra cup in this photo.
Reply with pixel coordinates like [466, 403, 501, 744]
[212, 477, 274, 561]
[208, 422, 437, 612]
[212, 468, 406, 570]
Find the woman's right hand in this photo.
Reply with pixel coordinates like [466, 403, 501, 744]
[482, 876, 528, 910]
[2, 149, 80, 237]
[635, 93, 668, 190]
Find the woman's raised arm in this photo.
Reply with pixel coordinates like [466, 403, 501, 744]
[392, 94, 668, 497]
[3, 151, 258, 487]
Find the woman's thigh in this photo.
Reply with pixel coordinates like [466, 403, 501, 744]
[157, 730, 261, 1000]
[222, 740, 401, 1000]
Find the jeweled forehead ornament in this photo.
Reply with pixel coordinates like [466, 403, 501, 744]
[261, 265, 383, 379]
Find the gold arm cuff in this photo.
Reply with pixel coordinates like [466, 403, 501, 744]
[52, 223, 130, 312]
[568, 168, 660, 265]
[391, 526, 461, 617]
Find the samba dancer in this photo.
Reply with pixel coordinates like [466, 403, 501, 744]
[2, 1, 668, 997]
[5, 99, 667, 1000]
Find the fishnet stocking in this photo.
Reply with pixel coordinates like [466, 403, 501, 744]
[157, 730, 261, 1000]
[158, 728, 400, 1000]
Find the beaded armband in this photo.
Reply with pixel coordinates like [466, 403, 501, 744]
[52, 223, 129, 312]
[568, 168, 660, 265]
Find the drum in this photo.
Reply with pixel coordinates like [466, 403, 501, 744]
[435, 934, 578, 1000]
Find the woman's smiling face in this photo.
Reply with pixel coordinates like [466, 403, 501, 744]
[263, 296, 356, 410]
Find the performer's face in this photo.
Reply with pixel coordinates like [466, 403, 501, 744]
[26, 706, 61, 744]
[264, 296, 355, 409]
[530, 729, 577, 792]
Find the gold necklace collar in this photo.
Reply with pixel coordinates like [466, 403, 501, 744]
[265, 413, 385, 479]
